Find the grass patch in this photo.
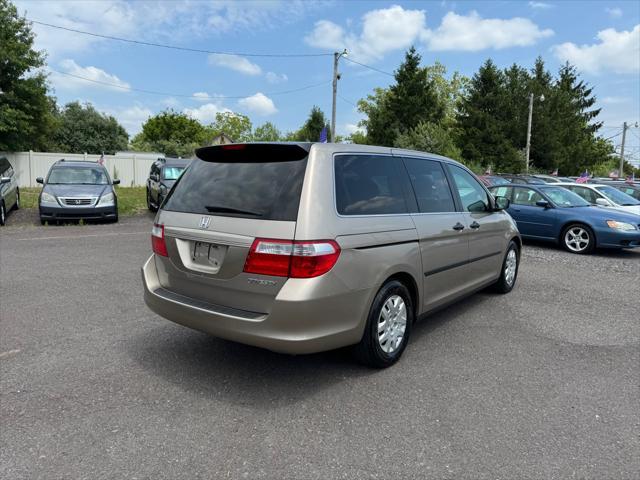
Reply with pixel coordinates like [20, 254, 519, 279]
[18, 186, 148, 216]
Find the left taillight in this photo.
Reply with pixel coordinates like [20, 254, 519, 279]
[151, 223, 168, 257]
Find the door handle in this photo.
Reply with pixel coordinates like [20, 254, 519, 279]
[470, 221, 480, 229]
[453, 222, 465, 231]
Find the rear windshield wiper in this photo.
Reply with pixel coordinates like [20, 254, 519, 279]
[204, 205, 263, 217]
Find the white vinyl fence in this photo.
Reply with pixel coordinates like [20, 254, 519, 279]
[0, 151, 164, 187]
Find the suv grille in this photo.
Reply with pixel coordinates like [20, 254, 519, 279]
[60, 197, 97, 207]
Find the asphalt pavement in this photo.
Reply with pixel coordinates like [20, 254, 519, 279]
[1, 216, 639, 479]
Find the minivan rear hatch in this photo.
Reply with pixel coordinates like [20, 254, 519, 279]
[152, 143, 310, 315]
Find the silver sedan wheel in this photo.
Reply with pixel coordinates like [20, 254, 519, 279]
[504, 249, 517, 286]
[564, 227, 590, 252]
[377, 295, 407, 354]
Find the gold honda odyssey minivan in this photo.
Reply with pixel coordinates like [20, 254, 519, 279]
[142, 143, 520, 367]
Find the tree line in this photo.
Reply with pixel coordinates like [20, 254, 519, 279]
[1, 0, 634, 175]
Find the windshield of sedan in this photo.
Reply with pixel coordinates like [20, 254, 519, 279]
[47, 166, 109, 185]
[595, 186, 640, 206]
[541, 187, 590, 207]
[162, 166, 185, 180]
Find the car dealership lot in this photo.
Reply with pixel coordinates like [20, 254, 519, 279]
[1, 217, 638, 479]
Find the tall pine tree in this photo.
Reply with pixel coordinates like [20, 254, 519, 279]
[456, 59, 520, 171]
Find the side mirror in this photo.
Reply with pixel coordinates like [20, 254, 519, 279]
[535, 200, 551, 209]
[36, 177, 44, 184]
[112, 179, 121, 185]
[595, 198, 610, 206]
[494, 196, 510, 211]
[0, 177, 10, 185]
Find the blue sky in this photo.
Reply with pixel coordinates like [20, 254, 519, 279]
[15, 0, 640, 164]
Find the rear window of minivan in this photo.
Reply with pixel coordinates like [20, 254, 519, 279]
[163, 154, 307, 221]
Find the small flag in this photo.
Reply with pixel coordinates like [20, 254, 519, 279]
[608, 169, 619, 178]
[576, 170, 589, 184]
[98, 153, 105, 165]
[550, 168, 558, 176]
[319, 127, 328, 143]
[484, 166, 492, 175]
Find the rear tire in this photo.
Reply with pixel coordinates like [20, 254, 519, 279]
[353, 280, 414, 368]
[0, 202, 6, 226]
[561, 223, 595, 254]
[147, 189, 157, 212]
[493, 241, 519, 293]
[13, 188, 20, 210]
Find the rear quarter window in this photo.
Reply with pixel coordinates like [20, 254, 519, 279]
[163, 156, 307, 221]
[334, 155, 409, 215]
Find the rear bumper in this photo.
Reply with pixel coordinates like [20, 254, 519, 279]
[141, 255, 370, 354]
[39, 204, 117, 221]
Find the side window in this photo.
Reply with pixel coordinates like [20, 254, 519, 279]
[512, 187, 543, 206]
[568, 186, 595, 203]
[448, 165, 490, 213]
[402, 158, 455, 213]
[492, 186, 512, 199]
[0, 158, 9, 175]
[335, 155, 408, 215]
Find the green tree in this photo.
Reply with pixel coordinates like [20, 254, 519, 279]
[52, 102, 128, 154]
[0, 0, 57, 151]
[252, 121, 281, 141]
[395, 121, 462, 160]
[131, 110, 205, 157]
[206, 112, 253, 143]
[456, 59, 521, 172]
[360, 47, 445, 146]
[292, 106, 329, 142]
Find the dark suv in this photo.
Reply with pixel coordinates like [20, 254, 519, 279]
[0, 156, 20, 226]
[146, 157, 190, 212]
[37, 160, 120, 224]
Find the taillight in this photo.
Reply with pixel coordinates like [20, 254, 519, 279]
[243, 239, 340, 278]
[151, 223, 168, 257]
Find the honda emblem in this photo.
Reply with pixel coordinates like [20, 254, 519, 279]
[199, 216, 211, 229]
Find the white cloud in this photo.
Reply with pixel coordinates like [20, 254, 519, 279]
[208, 54, 262, 76]
[424, 11, 554, 51]
[305, 5, 428, 62]
[16, 0, 323, 59]
[551, 25, 640, 74]
[107, 105, 153, 135]
[602, 96, 627, 104]
[344, 123, 362, 135]
[161, 97, 180, 108]
[50, 59, 130, 91]
[528, 2, 553, 9]
[183, 103, 230, 124]
[193, 92, 216, 102]
[265, 72, 288, 84]
[238, 93, 277, 115]
[606, 7, 623, 19]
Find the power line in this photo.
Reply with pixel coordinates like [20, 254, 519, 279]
[343, 57, 395, 77]
[603, 131, 623, 141]
[48, 68, 331, 99]
[29, 19, 332, 58]
[338, 94, 358, 107]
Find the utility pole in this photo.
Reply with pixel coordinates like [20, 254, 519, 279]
[525, 93, 544, 174]
[619, 121, 627, 179]
[330, 49, 348, 143]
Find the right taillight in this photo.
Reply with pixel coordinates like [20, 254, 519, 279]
[243, 238, 340, 278]
[151, 223, 168, 257]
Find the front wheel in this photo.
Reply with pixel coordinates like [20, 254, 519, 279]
[561, 224, 595, 254]
[0, 202, 6, 226]
[354, 280, 414, 368]
[146, 189, 157, 212]
[493, 241, 519, 293]
[13, 188, 20, 210]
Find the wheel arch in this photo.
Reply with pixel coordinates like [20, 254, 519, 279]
[383, 271, 420, 322]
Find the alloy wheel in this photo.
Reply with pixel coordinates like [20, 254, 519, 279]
[564, 227, 590, 252]
[504, 249, 517, 286]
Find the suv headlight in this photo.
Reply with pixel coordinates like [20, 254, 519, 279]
[40, 191, 58, 205]
[606, 220, 637, 231]
[97, 192, 115, 206]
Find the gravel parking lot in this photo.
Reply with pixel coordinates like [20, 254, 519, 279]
[1, 216, 638, 479]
